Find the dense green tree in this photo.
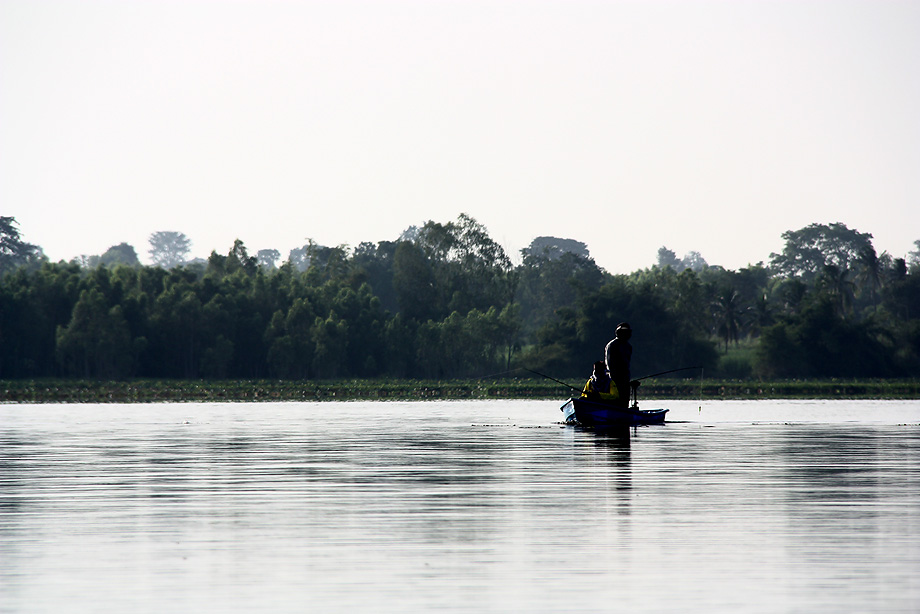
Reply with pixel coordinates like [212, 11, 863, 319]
[855, 245, 882, 310]
[521, 306, 579, 375]
[631, 267, 710, 336]
[207, 239, 259, 277]
[497, 303, 522, 370]
[770, 277, 809, 317]
[414, 213, 515, 316]
[265, 297, 317, 379]
[817, 264, 856, 319]
[700, 264, 771, 339]
[197, 294, 236, 378]
[352, 241, 399, 314]
[55, 288, 135, 378]
[516, 245, 606, 339]
[148, 284, 204, 377]
[0, 218, 916, 382]
[392, 241, 438, 321]
[770, 222, 874, 282]
[521, 275, 718, 377]
[0, 262, 82, 377]
[883, 262, 920, 321]
[421, 306, 521, 378]
[712, 291, 743, 351]
[383, 313, 417, 377]
[304, 242, 351, 283]
[576, 279, 718, 377]
[311, 313, 348, 378]
[757, 296, 895, 377]
[331, 283, 386, 376]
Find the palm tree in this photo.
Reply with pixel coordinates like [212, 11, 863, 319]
[712, 291, 743, 351]
[856, 245, 881, 311]
[818, 264, 855, 319]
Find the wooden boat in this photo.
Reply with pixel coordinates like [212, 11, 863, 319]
[561, 396, 668, 427]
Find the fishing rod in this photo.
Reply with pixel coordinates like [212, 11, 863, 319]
[634, 366, 703, 382]
[628, 366, 704, 409]
[526, 365, 702, 393]
[523, 368, 581, 393]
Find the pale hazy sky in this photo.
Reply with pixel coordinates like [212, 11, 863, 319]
[2, 0, 918, 273]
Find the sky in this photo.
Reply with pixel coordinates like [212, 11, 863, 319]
[2, 0, 919, 274]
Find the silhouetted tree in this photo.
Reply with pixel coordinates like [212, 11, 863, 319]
[856, 246, 881, 298]
[712, 291, 744, 351]
[757, 296, 895, 377]
[770, 222, 874, 282]
[392, 241, 438, 321]
[97, 243, 140, 267]
[817, 264, 856, 319]
[524, 236, 590, 260]
[256, 249, 280, 270]
[0, 216, 43, 275]
[516, 247, 606, 339]
[681, 251, 708, 272]
[909, 240, 920, 271]
[657, 246, 681, 269]
[55, 288, 135, 378]
[148, 231, 192, 268]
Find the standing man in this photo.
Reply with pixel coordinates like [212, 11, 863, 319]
[605, 322, 632, 408]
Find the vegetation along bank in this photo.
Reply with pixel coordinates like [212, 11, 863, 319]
[2, 378, 918, 404]
[2, 215, 919, 386]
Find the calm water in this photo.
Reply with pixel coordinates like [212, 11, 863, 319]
[1, 399, 919, 613]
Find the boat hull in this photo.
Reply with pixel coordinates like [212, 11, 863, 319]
[561, 397, 668, 427]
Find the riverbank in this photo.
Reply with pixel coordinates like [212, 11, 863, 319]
[2, 378, 919, 403]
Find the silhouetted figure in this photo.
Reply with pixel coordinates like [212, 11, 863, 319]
[582, 360, 616, 401]
[605, 322, 632, 408]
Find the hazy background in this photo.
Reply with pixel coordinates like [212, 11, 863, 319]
[2, 0, 918, 273]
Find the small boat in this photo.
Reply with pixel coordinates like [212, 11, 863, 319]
[561, 396, 668, 427]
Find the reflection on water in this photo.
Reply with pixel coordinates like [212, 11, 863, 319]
[1, 400, 918, 613]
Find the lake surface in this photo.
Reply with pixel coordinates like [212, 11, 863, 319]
[1, 399, 919, 613]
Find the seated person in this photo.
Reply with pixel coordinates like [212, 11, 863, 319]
[581, 361, 620, 403]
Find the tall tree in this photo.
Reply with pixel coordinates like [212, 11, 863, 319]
[712, 291, 744, 351]
[516, 246, 605, 339]
[657, 246, 681, 269]
[55, 288, 135, 378]
[392, 241, 438, 321]
[256, 249, 280, 270]
[680, 251, 708, 272]
[0, 216, 43, 275]
[855, 245, 882, 311]
[523, 236, 590, 261]
[413, 213, 515, 315]
[757, 296, 895, 378]
[98, 243, 140, 267]
[352, 241, 400, 314]
[149, 231, 192, 269]
[770, 222, 874, 282]
[817, 264, 856, 319]
[909, 240, 920, 271]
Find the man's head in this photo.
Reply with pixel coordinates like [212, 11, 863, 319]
[593, 360, 607, 377]
[615, 322, 632, 340]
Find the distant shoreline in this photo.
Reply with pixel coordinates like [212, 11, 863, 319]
[2, 378, 919, 403]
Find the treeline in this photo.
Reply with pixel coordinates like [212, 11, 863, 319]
[1, 215, 919, 381]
